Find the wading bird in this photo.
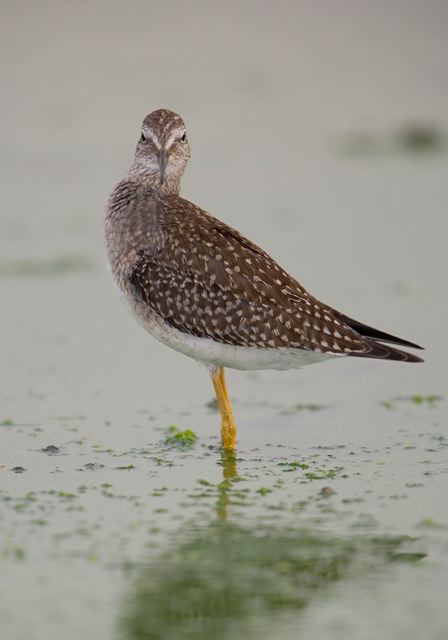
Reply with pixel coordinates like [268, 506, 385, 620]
[104, 109, 423, 449]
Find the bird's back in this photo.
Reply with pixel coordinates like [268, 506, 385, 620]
[106, 187, 423, 363]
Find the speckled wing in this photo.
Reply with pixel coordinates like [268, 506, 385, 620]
[129, 195, 422, 362]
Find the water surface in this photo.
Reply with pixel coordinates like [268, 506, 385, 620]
[0, 2, 447, 638]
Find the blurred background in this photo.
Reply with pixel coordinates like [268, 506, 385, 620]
[1, 2, 447, 639]
[1, 0, 446, 413]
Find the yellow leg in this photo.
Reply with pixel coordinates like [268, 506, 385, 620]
[211, 366, 237, 449]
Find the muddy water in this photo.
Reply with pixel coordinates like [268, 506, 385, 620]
[1, 2, 447, 639]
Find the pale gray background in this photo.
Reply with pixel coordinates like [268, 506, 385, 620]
[0, 2, 447, 639]
[1, 0, 446, 417]
[1, 0, 447, 409]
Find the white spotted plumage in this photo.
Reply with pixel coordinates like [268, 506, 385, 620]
[104, 109, 423, 369]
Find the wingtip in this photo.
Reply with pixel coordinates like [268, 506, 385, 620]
[403, 352, 425, 363]
[331, 310, 424, 351]
[352, 339, 425, 363]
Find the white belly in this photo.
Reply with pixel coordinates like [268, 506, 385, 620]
[127, 294, 336, 372]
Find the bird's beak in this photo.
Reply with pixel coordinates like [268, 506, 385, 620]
[158, 149, 168, 184]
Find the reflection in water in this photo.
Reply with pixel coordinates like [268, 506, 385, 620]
[118, 450, 422, 640]
[216, 448, 239, 522]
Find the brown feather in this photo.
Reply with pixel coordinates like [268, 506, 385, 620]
[128, 193, 422, 362]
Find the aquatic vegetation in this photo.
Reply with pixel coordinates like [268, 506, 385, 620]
[416, 518, 448, 531]
[279, 403, 326, 415]
[395, 124, 446, 153]
[305, 467, 344, 481]
[0, 255, 92, 278]
[334, 123, 446, 157]
[380, 394, 442, 410]
[164, 425, 197, 448]
[278, 459, 344, 481]
[407, 394, 442, 406]
[278, 461, 310, 471]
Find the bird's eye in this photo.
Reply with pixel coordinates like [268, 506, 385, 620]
[140, 132, 147, 142]
[180, 132, 187, 142]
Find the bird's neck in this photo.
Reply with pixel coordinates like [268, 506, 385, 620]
[127, 161, 182, 196]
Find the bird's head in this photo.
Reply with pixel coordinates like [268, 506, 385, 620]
[133, 109, 190, 189]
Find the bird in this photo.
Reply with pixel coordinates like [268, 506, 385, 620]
[104, 108, 423, 449]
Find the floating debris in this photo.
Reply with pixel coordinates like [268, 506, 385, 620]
[80, 462, 106, 471]
[42, 445, 61, 455]
[319, 486, 336, 497]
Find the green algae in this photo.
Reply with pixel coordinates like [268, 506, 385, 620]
[0, 255, 92, 278]
[380, 394, 443, 410]
[164, 426, 197, 448]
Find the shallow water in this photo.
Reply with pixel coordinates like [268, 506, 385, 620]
[1, 2, 447, 638]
